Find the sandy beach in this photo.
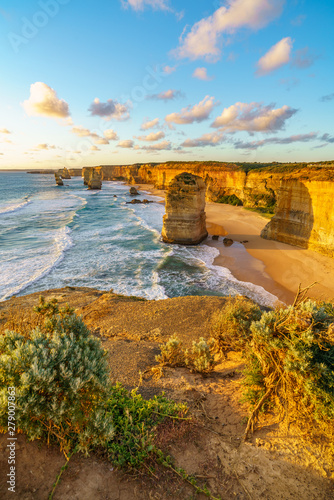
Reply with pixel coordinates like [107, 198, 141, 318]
[137, 184, 334, 305]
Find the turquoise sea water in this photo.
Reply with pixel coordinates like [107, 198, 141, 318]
[0, 172, 278, 306]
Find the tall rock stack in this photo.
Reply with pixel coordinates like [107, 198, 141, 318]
[162, 172, 208, 245]
[58, 167, 71, 179]
[88, 168, 102, 190]
[55, 172, 63, 186]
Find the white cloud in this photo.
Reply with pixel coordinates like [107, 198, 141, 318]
[71, 126, 91, 137]
[192, 67, 213, 81]
[104, 129, 119, 140]
[181, 132, 224, 147]
[118, 140, 134, 148]
[121, 0, 170, 11]
[89, 98, 130, 121]
[137, 131, 165, 142]
[90, 145, 101, 151]
[140, 118, 160, 130]
[211, 101, 297, 133]
[0, 128, 10, 134]
[165, 95, 217, 125]
[233, 132, 318, 149]
[141, 140, 172, 150]
[71, 126, 111, 145]
[148, 89, 183, 101]
[172, 0, 285, 61]
[23, 82, 70, 119]
[163, 65, 177, 74]
[30, 143, 56, 151]
[256, 37, 293, 76]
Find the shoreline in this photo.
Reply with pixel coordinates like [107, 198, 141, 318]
[136, 183, 334, 306]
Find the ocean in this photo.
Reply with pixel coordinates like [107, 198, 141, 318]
[0, 171, 278, 307]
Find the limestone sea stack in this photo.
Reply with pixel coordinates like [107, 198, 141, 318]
[58, 167, 71, 179]
[88, 168, 102, 190]
[162, 172, 208, 245]
[55, 172, 63, 186]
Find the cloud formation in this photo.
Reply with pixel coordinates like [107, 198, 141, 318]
[165, 95, 217, 125]
[118, 139, 134, 148]
[104, 129, 119, 140]
[137, 131, 165, 141]
[291, 47, 318, 69]
[89, 98, 130, 121]
[121, 0, 170, 11]
[211, 102, 297, 133]
[192, 67, 213, 81]
[172, 0, 285, 61]
[140, 118, 160, 130]
[233, 132, 317, 149]
[23, 82, 70, 119]
[181, 132, 224, 148]
[71, 126, 114, 145]
[163, 65, 177, 74]
[256, 37, 293, 76]
[320, 93, 334, 103]
[148, 89, 183, 101]
[141, 140, 171, 151]
[0, 128, 10, 134]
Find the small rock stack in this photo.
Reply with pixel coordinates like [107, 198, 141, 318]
[88, 168, 102, 190]
[162, 172, 208, 245]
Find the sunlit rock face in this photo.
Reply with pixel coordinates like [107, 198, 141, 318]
[55, 173, 63, 186]
[261, 179, 334, 257]
[162, 172, 208, 245]
[88, 169, 102, 190]
[58, 167, 71, 179]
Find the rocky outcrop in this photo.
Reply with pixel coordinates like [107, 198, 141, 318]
[261, 178, 334, 256]
[88, 169, 102, 190]
[57, 167, 71, 179]
[83, 162, 334, 256]
[162, 172, 208, 245]
[55, 173, 63, 186]
[130, 187, 139, 195]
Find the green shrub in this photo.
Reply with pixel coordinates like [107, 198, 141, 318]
[244, 300, 334, 437]
[217, 194, 243, 206]
[105, 383, 187, 468]
[0, 297, 113, 456]
[210, 296, 262, 355]
[155, 335, 215, 373]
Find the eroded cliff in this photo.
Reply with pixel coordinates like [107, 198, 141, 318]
[82, 162, 334, 256]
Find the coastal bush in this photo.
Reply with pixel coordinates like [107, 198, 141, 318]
[210, 296, 262, 355]
[155, 335, 215, 373]
[0, 297, 113, 456]
[243, 300, 334, 434]
[217, 194, 243, 206]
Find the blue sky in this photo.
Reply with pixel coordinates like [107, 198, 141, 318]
[0, 0, 333, 169]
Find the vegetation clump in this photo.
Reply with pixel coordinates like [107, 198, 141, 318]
[210, 292, 334, 443]
[155, 334, 215, 374]
[210, 296, 262, 355]
[0, 297, 113, 456]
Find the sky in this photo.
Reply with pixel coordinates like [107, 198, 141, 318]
[0, 0, 333, 169]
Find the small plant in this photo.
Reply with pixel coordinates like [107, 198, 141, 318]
[155, 335, 215, 374]
[210, 296, 262, 355]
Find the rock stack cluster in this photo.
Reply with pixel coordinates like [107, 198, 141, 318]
[162, 172, 208, 245]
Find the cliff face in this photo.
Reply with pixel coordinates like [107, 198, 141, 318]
[82, 162, 334, 256]
[262, 179, 334, 256]
[161, 172, 208, 245]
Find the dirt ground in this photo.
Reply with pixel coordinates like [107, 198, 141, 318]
[0, 287, 333, 500]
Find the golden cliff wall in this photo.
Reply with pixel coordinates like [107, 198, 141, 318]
[262, 179, 334, 257]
